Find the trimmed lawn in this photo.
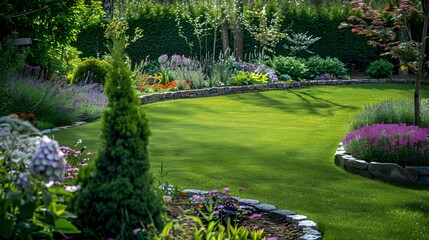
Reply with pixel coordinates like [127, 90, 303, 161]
[53, 84, 429, 240]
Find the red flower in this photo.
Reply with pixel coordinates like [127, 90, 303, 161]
[28, 113, 36, 119]
[19, 113, 27, 118]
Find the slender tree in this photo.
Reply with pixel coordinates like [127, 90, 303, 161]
[340, 0, 429, 126]
[73, 19, 165, 238]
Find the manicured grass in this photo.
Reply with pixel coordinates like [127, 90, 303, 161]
[53, 84, 429, 240]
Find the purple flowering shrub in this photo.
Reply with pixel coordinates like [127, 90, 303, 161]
[3, 67, 107, 129]
[0, 116, 80, 239]
[234, 62, 278, 83]
[156, 54, 206, 87]
[342, 124, 429, 166]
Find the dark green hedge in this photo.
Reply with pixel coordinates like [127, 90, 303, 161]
[72, 5, 379, 69]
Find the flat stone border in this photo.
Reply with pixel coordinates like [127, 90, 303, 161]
[41, 121, 88, 134]
[183, 189, 323, 240]
[335, 142, 429, 184]
[138, 79, 392, 105]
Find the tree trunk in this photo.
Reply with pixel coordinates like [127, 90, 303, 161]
[212, 26, 217, 62]
[415, 5, 429, 126]
[221, 22, 229, 55]
[232, 0, 244, 61]
[232, 23, 244, 61]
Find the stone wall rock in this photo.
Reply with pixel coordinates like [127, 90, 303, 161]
[182, 189, 323, 239]
[334, 143, 427, 184]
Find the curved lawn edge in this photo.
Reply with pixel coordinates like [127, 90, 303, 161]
[139, 79, 390, 105]
[334, 142, 429, 184]
[183, 189, 322, 240]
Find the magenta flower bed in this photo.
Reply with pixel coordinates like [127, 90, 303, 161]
[342, 124, 429, 166]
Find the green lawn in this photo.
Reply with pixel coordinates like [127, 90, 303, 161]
[53, 84, 429, 240]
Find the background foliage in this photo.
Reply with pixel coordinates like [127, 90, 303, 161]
[73, 3, 380, 69]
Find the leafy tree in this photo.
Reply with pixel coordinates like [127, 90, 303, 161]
[0, 0, 103, 74]
[244, 4, 286, 55]
[340, 0, 429, 126]
[72, 18, 165, 238]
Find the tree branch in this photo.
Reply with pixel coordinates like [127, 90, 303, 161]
[10, 6, 49, 18]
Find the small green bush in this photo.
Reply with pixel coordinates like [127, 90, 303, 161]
[72, 58, 109, 84]
[350, 98, 429, 130]
[73, 25, 165, 238]
[271, 56, 308, 80]
[305, 56, 347, 78]
[365, 59, 393, 79]
[228, 71, 253, 86]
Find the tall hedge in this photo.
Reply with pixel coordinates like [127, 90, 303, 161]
[73, 30, 165, 238]
[73, 4, 379, 68]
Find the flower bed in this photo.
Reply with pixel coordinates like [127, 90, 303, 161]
[337, 123, 429, 184]
[179, 189, 322, 240]
[139, 79, 380, 105]
[335, 143, 429, 184]
[342, 124, 429, 166]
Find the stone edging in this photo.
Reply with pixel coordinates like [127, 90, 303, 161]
[334, 142, 429, 184]
[40, 121, 88, 134]
[183, 189, 322, 240]
[138, 79, 389, 105]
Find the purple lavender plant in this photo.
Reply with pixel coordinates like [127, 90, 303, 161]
[4, 69, 107, 128]
[343, 124, 429, 166]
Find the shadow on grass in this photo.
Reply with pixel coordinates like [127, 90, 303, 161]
[399, 199, 429, 217]
[225, 90, 359, 116]
[338, 82, 429, 96]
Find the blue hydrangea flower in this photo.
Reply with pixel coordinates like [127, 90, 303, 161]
[15, 172, 31, 188]
[29, 136, 65, 182]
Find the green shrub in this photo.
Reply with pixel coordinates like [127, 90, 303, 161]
[72, 25, 165, 239]
[72, 58, 109, 84]
[350, 98, 429, 130]
[365, 59, 394, 79]
[0, 34, 27, 83]
[228, 71, 253, 86]
[305, 56, 347, 78]
[271, 56, 308, 80]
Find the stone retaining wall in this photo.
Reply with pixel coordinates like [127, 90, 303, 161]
[139, 79, 388, 105]
[183, 189, 323, 240]
[334, 143, 429, 184]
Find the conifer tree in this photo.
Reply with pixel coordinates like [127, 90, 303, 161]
[73, 19, 165, 238]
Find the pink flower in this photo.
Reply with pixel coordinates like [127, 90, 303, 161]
[133, 228, 141, 235]
[249, 213, 262, 219]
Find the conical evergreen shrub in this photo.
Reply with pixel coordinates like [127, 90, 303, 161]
[73, 29, 165, 238]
